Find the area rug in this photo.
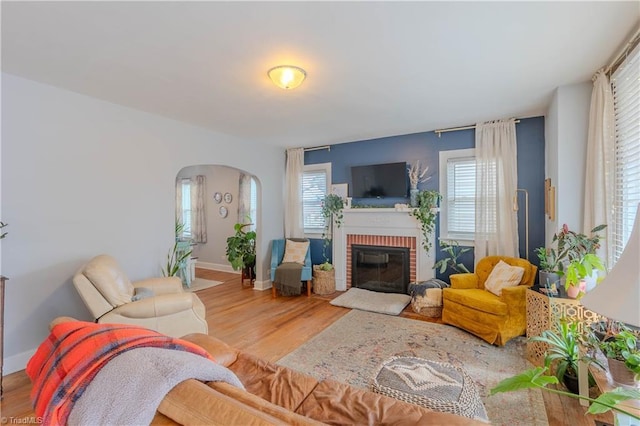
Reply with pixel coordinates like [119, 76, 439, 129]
[329, 287, 411, 316]
[277, 310, 548, 426]
[187, 278, 223, 292]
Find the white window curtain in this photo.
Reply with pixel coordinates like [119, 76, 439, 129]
[238, 173, 252, 225]
[474, 119, 519, 262]
[190, 175, 207, 244]
[285, 148, 304, 238]
[583, 69, 615, 268]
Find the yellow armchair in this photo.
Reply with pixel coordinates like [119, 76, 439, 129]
[442, 256, 537, 346]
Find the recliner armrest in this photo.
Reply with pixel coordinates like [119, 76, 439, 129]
[112, 293, 197, 318]
[450, 273, 479, 289]
[133, 276, 183, 294]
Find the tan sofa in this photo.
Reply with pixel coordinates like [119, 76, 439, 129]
[72, 254, 207, 337]
[151, 332, 485, 425]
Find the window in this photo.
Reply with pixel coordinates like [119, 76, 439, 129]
[303, 163, 331, 234]
[611, 43, 640, 262]
[180, 178, 192, 238]
[440, 149, 476, 242]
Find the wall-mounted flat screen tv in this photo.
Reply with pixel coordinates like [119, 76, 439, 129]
[351, 162, 408, 198]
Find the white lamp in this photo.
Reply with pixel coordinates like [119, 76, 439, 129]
[580, 203, 640, 327]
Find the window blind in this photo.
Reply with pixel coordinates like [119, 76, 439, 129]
[302, 169, 328, 231]
[446, 156, 476, 239]
[611, 43, 640, 262]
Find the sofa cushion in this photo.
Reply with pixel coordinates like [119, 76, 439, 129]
[83, 255, 134, 307]
[483, 260, 524, 296]
[228, 352, 319, 412]
[180, 333, 239, 367]
[443, 289, 508, 316]
[282, 239, 309, 265]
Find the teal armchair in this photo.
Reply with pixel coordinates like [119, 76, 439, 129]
[270, 239, 313, 297]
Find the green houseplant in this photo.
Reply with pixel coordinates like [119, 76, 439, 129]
[226, 222, 257, 278]
[530, 318, 596, 394]
[319, 194, 344, 269]
[433, 240, 471, 275]
[163, 220, 192, 278]
[535, 224, 606, 298]
[597, 329, 640, 386]
[409, 190, 441, 252]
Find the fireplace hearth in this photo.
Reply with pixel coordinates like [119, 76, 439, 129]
[351, 244, 410, 294]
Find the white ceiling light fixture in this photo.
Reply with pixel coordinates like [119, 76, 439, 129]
[268, 65, 306, 90]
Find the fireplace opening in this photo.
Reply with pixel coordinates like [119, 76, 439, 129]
[351, 244, 410, 294]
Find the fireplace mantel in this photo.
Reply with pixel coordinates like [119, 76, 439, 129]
[333, 208, 435, 291]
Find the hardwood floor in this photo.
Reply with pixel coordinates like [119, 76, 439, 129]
[1, 269, 613, 425]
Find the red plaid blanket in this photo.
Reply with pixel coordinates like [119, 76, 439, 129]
[26, 321, 213, 425]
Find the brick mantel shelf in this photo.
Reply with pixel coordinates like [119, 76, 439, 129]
[333, 208, 435, 291]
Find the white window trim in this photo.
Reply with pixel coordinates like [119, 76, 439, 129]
[303, 162, 332, 237]
[439, 148, 476, 247]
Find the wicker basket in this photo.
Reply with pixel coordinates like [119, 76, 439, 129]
[313, 266, 336, 295]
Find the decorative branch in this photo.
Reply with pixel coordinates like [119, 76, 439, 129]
[408, 161, 431, 190]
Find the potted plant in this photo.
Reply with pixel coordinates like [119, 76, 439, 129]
[537, 224, 607, 298]
[597, 328, 640, 386]
[163, 220, 192, 278]
[534, 246, 563, 296]
[433, 240, 471, 275]
[226, 222, 256, 283]
[409, 190, 441, 253]
[314, 194, 344, 283]
[530, 318, 596, 394]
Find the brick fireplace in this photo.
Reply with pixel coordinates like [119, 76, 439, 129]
[332, 208, 435, 292]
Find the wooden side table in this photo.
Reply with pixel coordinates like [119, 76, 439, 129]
[525, 289, 603, 366]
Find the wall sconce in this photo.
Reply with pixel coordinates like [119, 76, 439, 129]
[267, 65, 306, 90]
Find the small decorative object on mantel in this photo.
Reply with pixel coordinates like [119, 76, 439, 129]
[407, 161, 431, 207]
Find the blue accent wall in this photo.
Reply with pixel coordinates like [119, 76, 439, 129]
[306, 116, 545, 281]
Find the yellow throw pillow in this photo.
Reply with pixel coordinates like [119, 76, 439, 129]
[484, 260, 525, 296]
[282, 239, 309, 265]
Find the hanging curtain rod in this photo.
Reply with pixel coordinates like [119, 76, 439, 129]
[303, 145, 331, 152]
[605, 26, 640, 76]
[434, 120, 521, 138]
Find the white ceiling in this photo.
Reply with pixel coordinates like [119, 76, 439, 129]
[2, 2, 638, 148]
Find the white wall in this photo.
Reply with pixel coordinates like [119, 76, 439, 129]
[545, 82, 592, 243]
[1, 73, 284, 372]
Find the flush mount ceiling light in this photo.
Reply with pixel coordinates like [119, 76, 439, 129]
[267, 65, 306, 90]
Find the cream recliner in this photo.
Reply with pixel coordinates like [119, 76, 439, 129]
[72, 254, 208, 337]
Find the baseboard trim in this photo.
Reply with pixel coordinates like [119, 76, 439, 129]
[253, 280, 272, 291]
[4, 348, 36, 375]
[196, 261, 238, 274]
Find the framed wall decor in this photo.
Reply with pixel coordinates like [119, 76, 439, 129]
[213, 192, 222, 203]
[219, 206, 228, 218]
[224, 192, 233, 203]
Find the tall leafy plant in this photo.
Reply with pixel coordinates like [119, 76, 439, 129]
[410, 190, 441, 252]
[320, 194, 344, 267]
[163, 220, 192, 277]
[226, 222, 256, 271]
[433, 240, 471, 274]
